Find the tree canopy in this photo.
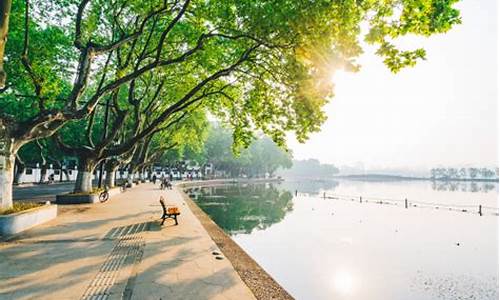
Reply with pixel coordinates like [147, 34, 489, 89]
[1, 0, 461, 147]
[0, 0, 461, 208]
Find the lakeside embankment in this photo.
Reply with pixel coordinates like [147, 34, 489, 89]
[178, 178, 293, 300]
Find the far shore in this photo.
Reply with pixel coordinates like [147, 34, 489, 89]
[283, 174, 499, 183]
[335, 174, 499, 182]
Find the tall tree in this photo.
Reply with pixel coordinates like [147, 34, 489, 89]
[0, 0, 461, 210]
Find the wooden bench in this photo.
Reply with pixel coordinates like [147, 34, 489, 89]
[159, 197, 180, 225]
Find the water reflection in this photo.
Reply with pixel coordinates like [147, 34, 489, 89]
[186, 184, 293, 235]
[279, 179, 339, 195]
[187, 180, 498, 300]
[431, 181, 498, 193]
[280, 178, 499, 195]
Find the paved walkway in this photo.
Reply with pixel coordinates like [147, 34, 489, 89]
[13, 182, 75, 202]
[0, 183, 256, 300]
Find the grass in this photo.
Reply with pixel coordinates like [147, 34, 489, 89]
[0, 202, 44, 215]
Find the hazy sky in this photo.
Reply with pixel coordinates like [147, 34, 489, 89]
[288, 0, 498, 170]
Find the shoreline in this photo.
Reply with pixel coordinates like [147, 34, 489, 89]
[177, 179, 294, 300]
[288, 175, 499, 183]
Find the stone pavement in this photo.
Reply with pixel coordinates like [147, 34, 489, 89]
[0, 183, 256, 300]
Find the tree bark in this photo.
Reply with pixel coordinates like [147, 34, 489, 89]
[126, 171, 134, 184]
[0, 127, 16, 209]
[13, 156, 25, 185]
[139, 167, 146, 181]
[74, 157, 96, 193]
[62, 169, 70, 181]
[104, 160, 119, 188]
[0, 151, 14, 209]
[39, 163, 47, 183]
[0, 0, 12, 88]
[127, 162, 138, 184]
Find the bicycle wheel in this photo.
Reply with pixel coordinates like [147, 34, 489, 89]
[99, 191, 109, 203]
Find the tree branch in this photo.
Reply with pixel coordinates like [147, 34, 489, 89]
[20, 0, 44, 109]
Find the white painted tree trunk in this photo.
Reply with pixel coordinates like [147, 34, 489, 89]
[39, 165, 48, 183]
[63, 170, 70, 181]
[104, 167, 117, 188]
[0, 153, 14, 209]
[74, 158, 95, 193]
[127, 172, 134, 185]
[74, 171, 93, 193]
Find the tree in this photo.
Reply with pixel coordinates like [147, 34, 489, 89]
[242, 137, 293, 177]
[0, 0, 461, 209]
[479, 168, 494, 179]
[132, 110, 208, 182]
[458, 167, 467, 179]
[447, 168, 458, 180]
[430, 168, 437, 179]
[468, 168, 479, 180]
[199, 124, 292, 178]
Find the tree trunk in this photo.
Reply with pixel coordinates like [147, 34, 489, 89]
[139, 167, 146, 181]
[0, 0, 12, 88]
[74, 157, 96, 193]
[13, 156, 25, 185]
[104, 167, 116, 188]
[0, 131, 16, 209]
[62, 169, 70, 181]
[39, 164, 47, 183]
[104, 160, 119, 188]
[148, 166, 154, 180]
[0, 152, 14, 209]
[127, 164, 137, 184]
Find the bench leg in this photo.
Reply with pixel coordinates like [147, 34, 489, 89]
[161, 214, 166, 225]
[174, 215, 178, 225]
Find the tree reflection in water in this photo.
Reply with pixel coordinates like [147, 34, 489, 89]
[279, 179, 339, 196]
[431, 181, 498, 193]
[186, 184, 293, 235]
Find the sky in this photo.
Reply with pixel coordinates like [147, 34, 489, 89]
[287, 0, 498, 172]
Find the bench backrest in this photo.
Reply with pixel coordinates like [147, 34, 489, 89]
[160, 197, 180, 214]
[159, 197, 167, 215]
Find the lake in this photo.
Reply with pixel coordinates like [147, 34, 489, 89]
[185, 179, 499, 300]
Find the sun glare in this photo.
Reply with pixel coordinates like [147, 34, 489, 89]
[333, 270, 355, 295]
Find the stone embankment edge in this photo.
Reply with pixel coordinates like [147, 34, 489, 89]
[177, 179, 294, 300]
[0, 204, 57, 236]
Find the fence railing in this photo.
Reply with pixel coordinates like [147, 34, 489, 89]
[294, 190, 499, 217]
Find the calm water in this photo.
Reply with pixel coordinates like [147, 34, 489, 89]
[186, 179, 499, 300]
